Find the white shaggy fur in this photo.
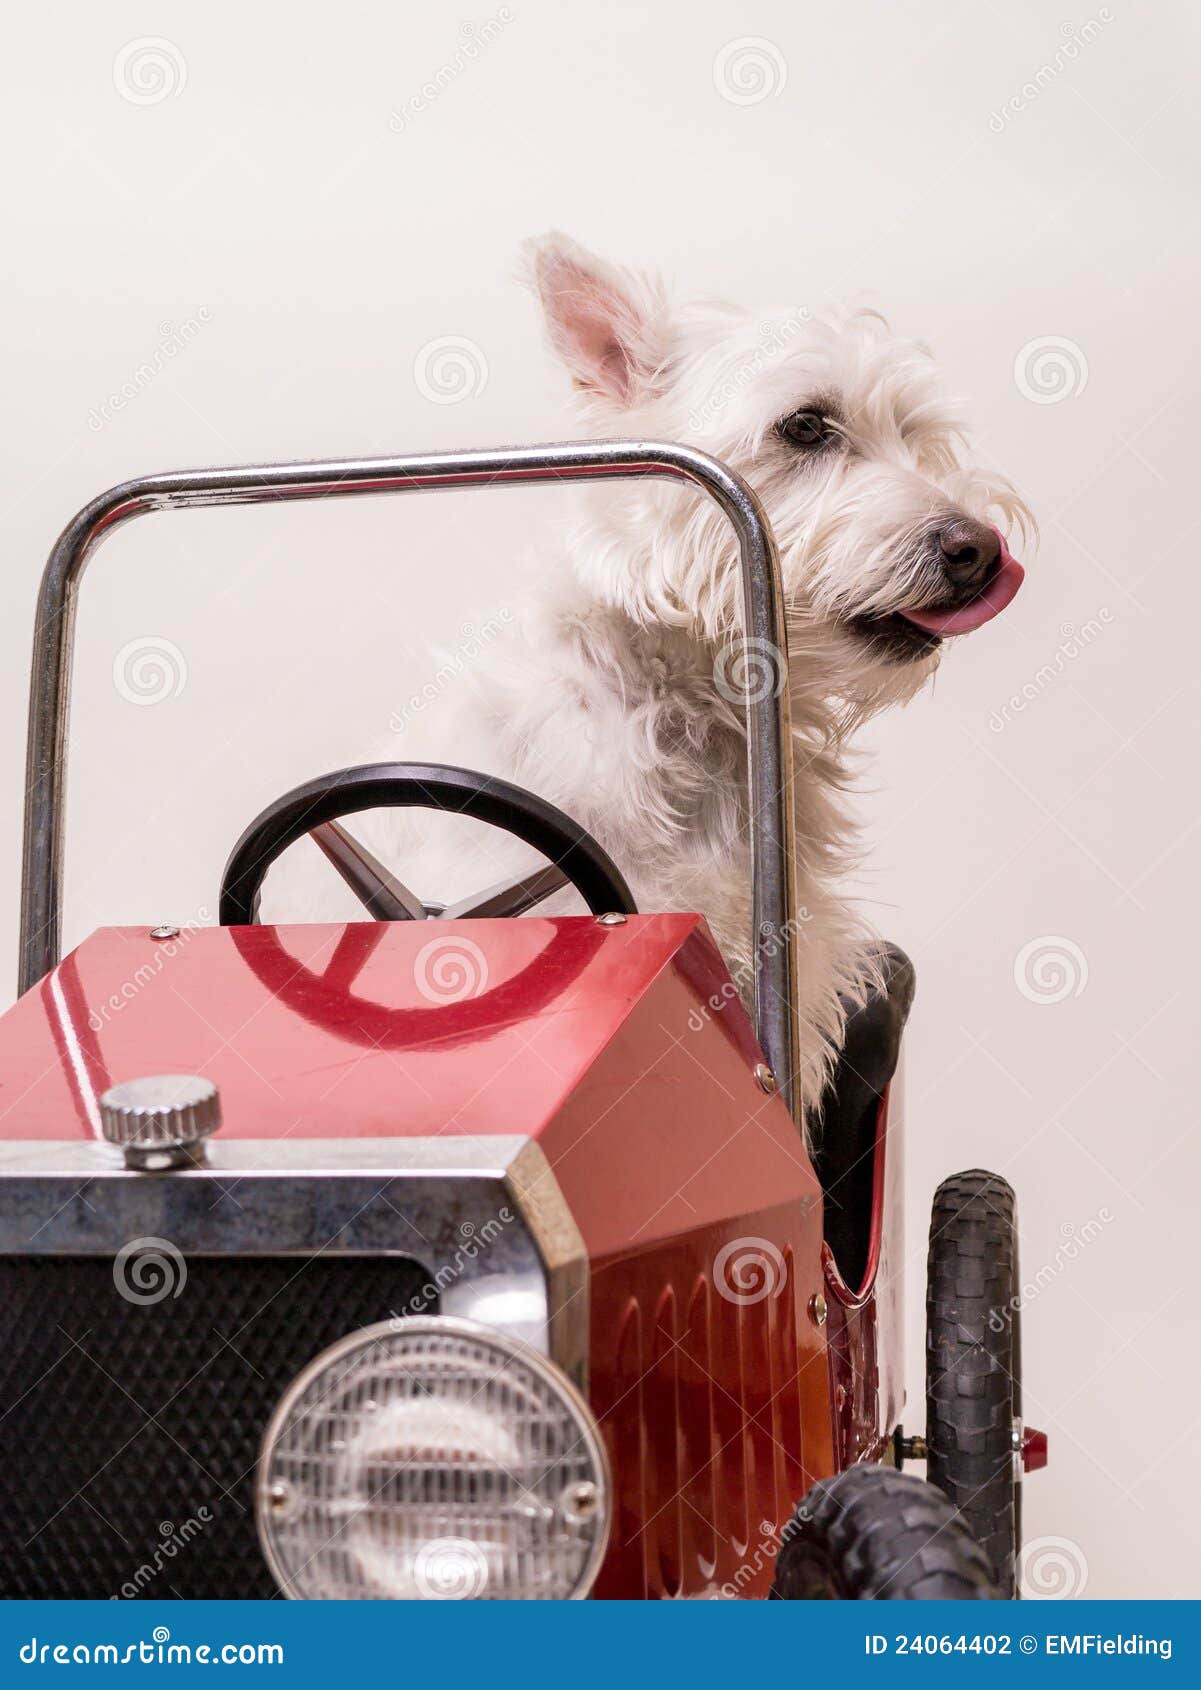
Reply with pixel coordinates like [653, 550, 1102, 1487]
[265, 235, 1033, 1124]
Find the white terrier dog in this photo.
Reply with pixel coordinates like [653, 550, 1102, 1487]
[266, 234, 1032, 1123]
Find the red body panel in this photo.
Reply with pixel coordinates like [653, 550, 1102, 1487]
[0, 918, 701, 1142]
[0, 915, 902, 1598]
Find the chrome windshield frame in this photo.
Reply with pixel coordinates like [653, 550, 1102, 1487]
[19, 440, 801, 1120]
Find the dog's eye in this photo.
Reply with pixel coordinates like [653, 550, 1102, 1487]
[777, 409, 831, 448]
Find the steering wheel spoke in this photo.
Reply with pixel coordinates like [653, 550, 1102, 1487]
[438, 864, 570, 921]
[310, 821, 426, 921]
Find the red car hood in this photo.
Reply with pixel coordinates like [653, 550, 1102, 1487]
[0, 916, 743, 1144]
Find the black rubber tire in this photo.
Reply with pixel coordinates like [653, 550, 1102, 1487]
[926, 1169, 1020, 1596]
[769, 1466, 1000, 1599]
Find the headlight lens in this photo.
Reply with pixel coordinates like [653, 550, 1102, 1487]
[256, 1316, 609, 1599]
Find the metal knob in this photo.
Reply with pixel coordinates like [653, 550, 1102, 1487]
[100, 1073, 221, 1170]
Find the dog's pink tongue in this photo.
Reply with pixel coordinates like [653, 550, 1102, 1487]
[899, 537, 1025, 636]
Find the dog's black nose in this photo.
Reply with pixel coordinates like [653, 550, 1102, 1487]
[938, 518, 1000, 593]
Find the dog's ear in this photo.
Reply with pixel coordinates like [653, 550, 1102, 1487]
[524, 232, 660, 406]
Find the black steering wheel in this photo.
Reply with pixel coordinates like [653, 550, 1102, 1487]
[219, 762, 636, 927]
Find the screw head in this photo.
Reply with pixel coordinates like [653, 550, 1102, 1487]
[267, 1480, 294, 1517]
[560, 1480, 599, 1523]
[808, 1292, 828, 1328]
[754, 1063, 776, 1094]
[595, 912, 627, 926]
[149, 925, 180, 940]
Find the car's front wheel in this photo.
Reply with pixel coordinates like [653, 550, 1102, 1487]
[769, 1466, 1000, 1599]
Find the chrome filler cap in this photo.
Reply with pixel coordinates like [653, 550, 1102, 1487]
[100, 1073, 221, 1170]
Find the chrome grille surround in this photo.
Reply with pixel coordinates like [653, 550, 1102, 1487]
[0, 1135, 590, 1598]
[0, 1136, 587, 1384]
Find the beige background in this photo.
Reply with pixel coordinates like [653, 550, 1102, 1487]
[2, 1, 1198, 1597]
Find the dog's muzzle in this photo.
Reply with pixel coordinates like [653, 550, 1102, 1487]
[852, 526, 1025, 660]
[897, 526, 1024, 638]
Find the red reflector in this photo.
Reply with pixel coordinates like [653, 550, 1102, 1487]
[1021, 1427, 1048, 1472]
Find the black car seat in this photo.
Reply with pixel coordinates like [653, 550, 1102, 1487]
[814, 944, 915, 1290]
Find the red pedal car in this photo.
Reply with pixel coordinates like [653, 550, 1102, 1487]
[0, 442, 1044, 1600]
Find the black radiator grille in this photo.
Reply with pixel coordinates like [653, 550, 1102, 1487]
[0, 1254, 435, 1598]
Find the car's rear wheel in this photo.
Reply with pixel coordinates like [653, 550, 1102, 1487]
[925, 1169, 1020, 1595]
[769, 1466, 999, 1599]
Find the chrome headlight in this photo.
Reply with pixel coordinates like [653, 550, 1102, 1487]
[256, 1316, 609, 1599]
